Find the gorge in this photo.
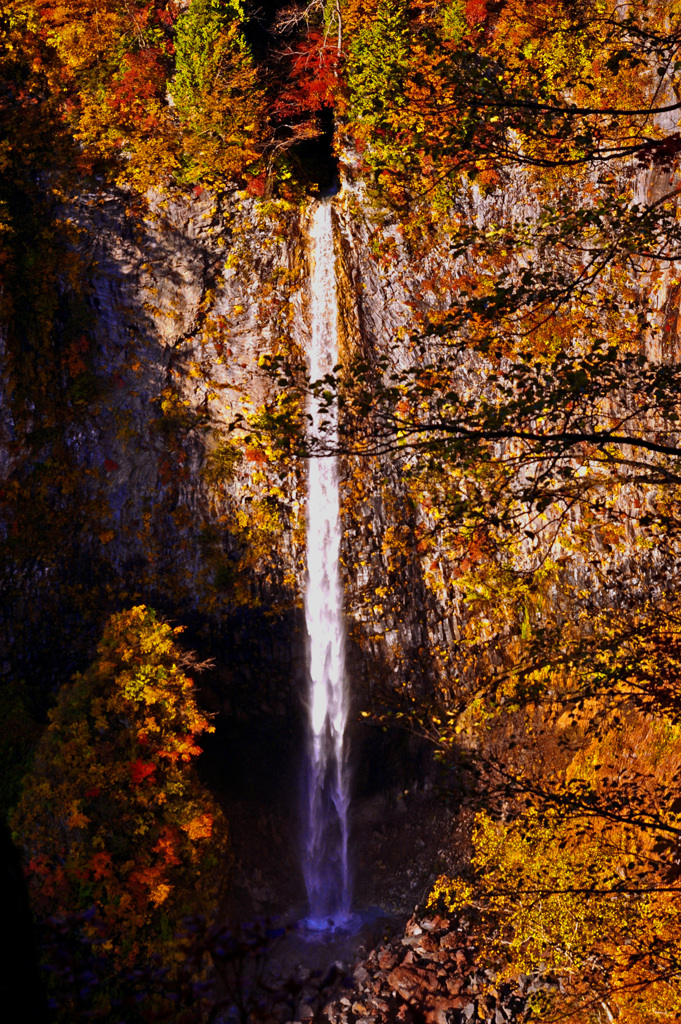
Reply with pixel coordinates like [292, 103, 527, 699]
[3, 2, 681, 1022]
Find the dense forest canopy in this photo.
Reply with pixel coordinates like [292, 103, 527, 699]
[3, 1, 681, 1022]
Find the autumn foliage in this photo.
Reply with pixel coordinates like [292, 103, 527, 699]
[429, 710, 681, 1020]
[4, 0, 267, 190]
[11, 606, 229, 972]
[5, 1, 681, 1019]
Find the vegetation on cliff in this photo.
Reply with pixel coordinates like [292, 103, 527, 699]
[2, 0, 681, 1021]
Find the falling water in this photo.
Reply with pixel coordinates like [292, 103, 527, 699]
[303, 201, 351, 929]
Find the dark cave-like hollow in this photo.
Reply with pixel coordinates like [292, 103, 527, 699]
[289, 106, 341, 197]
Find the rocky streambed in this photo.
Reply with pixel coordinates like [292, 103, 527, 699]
[254, 904, 557, 1024]
[323, 912, 534, 1024]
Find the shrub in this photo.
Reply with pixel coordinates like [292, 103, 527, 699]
[11, 606, 230, 974]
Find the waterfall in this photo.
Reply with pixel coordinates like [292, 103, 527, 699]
[303, 201, 351, 928]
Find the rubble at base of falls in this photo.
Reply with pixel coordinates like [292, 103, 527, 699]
[314, 912, 559, 1024]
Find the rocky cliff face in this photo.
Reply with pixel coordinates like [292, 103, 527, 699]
[3, 158, 679, 759]
[1, 188, 303, 711]
[0, 180, 458, 722]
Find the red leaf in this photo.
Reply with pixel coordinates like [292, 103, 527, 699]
[130, 759, 156, 785]
[246, 174, 266, 197]
[466, 0, 488, 24]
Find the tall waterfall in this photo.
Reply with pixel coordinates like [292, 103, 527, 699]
[303, 201, 351, 928]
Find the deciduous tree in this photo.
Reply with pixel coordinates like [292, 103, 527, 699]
[11, 606, 229, 977]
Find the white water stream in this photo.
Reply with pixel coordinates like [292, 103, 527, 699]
[303, 201, 351, 928]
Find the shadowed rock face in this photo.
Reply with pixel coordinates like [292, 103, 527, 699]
[2, 160, 681, 822]
[0, 182, 457, 720]
[0, 181, 475, 949]
[0, 822, 49, 1024]
[0, 185, 459, 918]
[4, 162, 681, 706]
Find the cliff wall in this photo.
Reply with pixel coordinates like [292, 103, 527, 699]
[2, 160, 680, 753]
